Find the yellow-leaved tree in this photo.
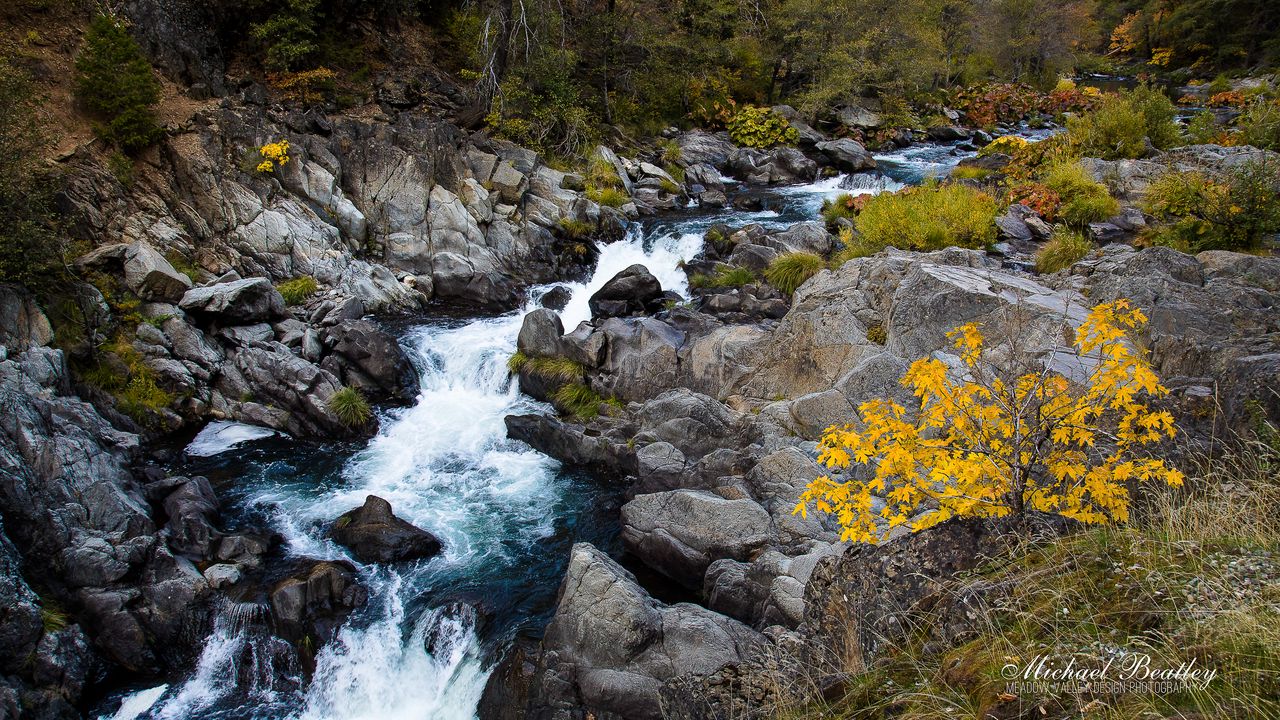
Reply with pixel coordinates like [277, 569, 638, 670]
[795, 299, 1184, 544]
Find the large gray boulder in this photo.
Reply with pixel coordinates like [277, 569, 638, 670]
[675, 131, 737, 169]
[516, 308, 565, 358]
[621, 490, 776, 589]
[179, 277, 286, 323]
[322, 320, 418, 403]
[483, 544, 765, 720]
[0, 285, 54, 353]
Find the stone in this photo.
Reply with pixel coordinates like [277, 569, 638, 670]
[516, 308, 565, 358]
[179, 277, 286, 323]
[330, 495, 442, 564]
[814, 139, 877, 172]
[588, 265, 664, 319]
[621, 489, 776, 589]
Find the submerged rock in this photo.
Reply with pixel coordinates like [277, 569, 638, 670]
[330, 495, 442, 564]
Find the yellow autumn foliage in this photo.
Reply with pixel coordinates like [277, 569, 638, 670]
[257, 139, 291, 173]
[795, 300, 1183, 544]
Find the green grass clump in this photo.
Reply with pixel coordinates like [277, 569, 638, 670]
[1035, 228, 1093, 274]
[553, 382, 606, 420]
[699, 265, 756, 289]
[558, 218, 595, 239]
[328, 386, 371, 427]
[41, 601, 69, 633]
[656, 138, 682, 166]
[1043, 162, 1120, 227]
[820, 193, 858, 229]
[855, 182, 998, 252]
[507, 351, 529, 374]
[81, 334, 174, 427]
[1066, 85, 1182, 159]
[522, 356, 585, 384]
[585, 156, 624, 189]
[949, 166, 994, 181]
[276, 275, 319, 305]
[764, 251, 824, 295]
[586, 185, 629, 208]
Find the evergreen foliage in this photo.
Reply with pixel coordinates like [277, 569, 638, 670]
[74, 15, 162, 153]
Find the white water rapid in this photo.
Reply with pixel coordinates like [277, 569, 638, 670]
[108, 227, 705, 720]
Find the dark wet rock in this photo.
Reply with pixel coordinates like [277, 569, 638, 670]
[161, 476, 220, 559]
[505, 414, 637, 478]
[588, 265, 665, 319]
[539, 286, 572, 311]
[322, 320, 417, 404]
[270, 559, 367, 644]
[330, 495, 442, 564]
[814, 138, 876, 172]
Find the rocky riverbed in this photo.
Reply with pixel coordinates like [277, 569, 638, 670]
[1, 36, 1278, 719]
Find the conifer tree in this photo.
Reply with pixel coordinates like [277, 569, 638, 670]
[75, 15, 162, 153]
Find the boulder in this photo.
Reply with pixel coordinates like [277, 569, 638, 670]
[621, 489, 776, 589]
[814, 139, 876, 172]
[675, 131, 737, 169]
[269, 559, 367, 644]
[179, 277, 286, 323]
[330, 495, 442, 564]
[0, 285, 54, 353]
[516, 308, 565, 358]
[161, 476, 220, 559]
[835, 101, 882, 129]
[588, 265, 664, 319]
[487, 543, 765, 720]
[323, 320, 417, 403]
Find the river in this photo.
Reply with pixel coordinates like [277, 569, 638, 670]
[99, 129, 1046, 720]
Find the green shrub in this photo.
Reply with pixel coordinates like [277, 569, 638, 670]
[553, 382, 606, 419]
[657, 138, 682, 166]
[764, 252, 824, 295]
[276, 275, 318, 305]
[1237, 100, 1280, 151]
[1065, 87, 1182, 160]
[1035, 228, 1093, 274]
[820, 193, 859, 229]
[727, 106, 799, 149]
[855, 182, 999, 252]
[328, 385, 371, 427]
[1043, 162, 1119, 227]
[1142, 162, 1280, 252]
[75, 15, 162, 153]
[866, 323, 887, 345]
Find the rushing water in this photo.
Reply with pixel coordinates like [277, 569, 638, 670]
[100, 133, 1043, 720]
